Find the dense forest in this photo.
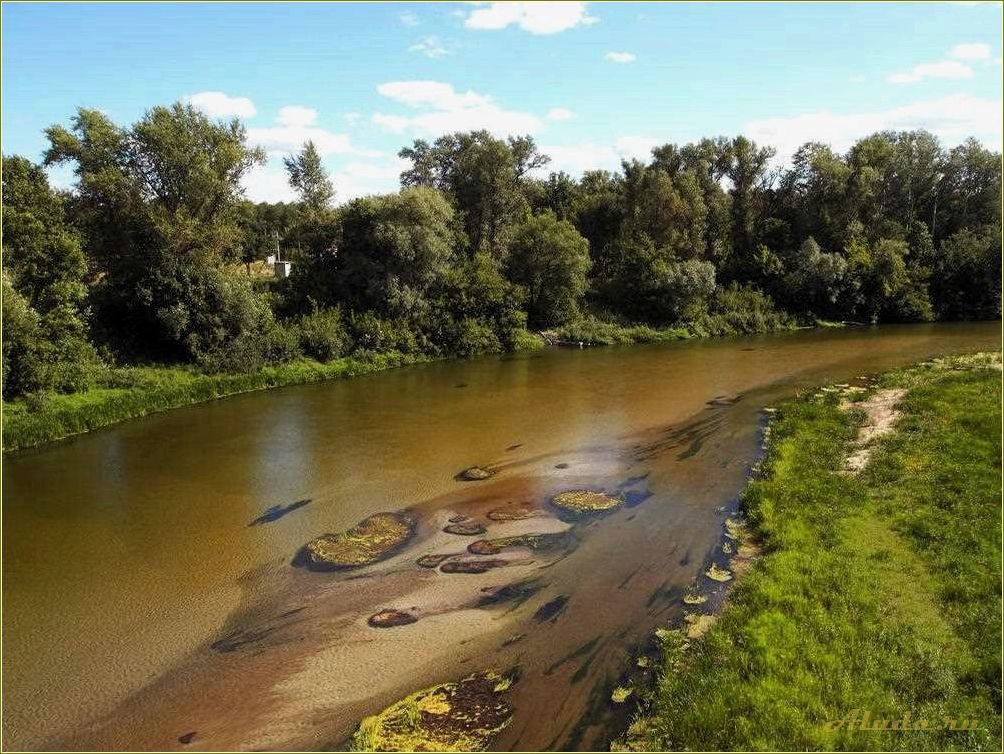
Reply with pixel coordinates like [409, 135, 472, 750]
[2, 102, 1001, 401]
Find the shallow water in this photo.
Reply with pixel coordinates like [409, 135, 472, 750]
[2, 322, 999, 751]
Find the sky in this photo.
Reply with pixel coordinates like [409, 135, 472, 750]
[2, 1, 1002, 203]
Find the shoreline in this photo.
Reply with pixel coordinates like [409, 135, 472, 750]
[618, 351, 1002, 752]
[2, 317, 804, 454]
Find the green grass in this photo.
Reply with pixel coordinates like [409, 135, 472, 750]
[540, 315, 693, 346]
[628, 352, 1002, 751]
[1, 351, 429, 452]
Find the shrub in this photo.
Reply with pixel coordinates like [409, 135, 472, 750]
[298, 307, 350, 362]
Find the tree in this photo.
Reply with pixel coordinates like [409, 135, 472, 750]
[1, 155, 97, 397]
[331, 187, 458, 321]
[718, 136, 776, 280]
[399, 131, 549, 256]
[506, 213, 591, 328]
[43, 104, 267, 360]
[284, 140, 334, 212]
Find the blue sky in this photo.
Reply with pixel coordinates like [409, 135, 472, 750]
[3, 1, 1002, 202]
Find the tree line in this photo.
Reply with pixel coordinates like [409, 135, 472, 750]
[2, 102, 1000, 400]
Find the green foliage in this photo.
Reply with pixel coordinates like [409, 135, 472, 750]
[634, 357, 1002, 751]
[297, 307, 350, 362]
[3, 114, 999, 439]
[1, 155, 98, 398]
[42, 103, 265, 358]
[400, 130, 548, 256]
[694, 283, 795, 336]
[505, 212, 590, 328]
[284, 140, 335, 212]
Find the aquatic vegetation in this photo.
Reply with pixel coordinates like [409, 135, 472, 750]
[611, 686, 633, 703]
[550, 490, 623, 515]
[467, 531, 570, 556]
[683, 612, 716, 640]
[368, 610, 418, 628]
[457, 466, 494, 481]
[682, 593, 708, 605]
[704, 563, 732, 582]
[533, 595, 569, 623]
[443, 521, 487, 536]
[351, 670, 513, 752]
[296, 512, 414, 571]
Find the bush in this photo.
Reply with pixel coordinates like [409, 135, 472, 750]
[348, 312, 421, 355]
[452, 318, 502, 356]
[195, 322, 301, 374]
[298, 307, 350, 362]
[694, 283, 795, 336]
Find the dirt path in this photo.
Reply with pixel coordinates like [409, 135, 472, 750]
[841, 388, 907, 474]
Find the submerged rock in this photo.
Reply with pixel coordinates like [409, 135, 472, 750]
[368, 610, 418, 629]
[457, 466, 494, 481]
[440, 558, 510, 574]
[416, 553, 451, 569]
[551, 490, 623, 516]
[683, 593, 708, 605]
[467, 531, 570, 556]
[351, 670, 513, 752]
[443, 521, 487, 536]
[486, 503, 537, 521]
[295, 512, 414, 571]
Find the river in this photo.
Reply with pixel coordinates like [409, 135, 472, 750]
[2, 322, 999, 751]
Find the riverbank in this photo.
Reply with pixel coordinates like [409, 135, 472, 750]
[1, 351, 433, 452]
[622, 351, 1002, 751]
[2, 310, 808, 452]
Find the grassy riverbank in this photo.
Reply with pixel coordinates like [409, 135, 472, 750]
[1, 351, 431, 452]
[1, 305, 804, 452]
[625, 352, 1002, 751]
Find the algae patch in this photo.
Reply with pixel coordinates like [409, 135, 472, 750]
[296, 512, 414, 571]
[551, 490, 623, 516]
[705, 563, 733, 582]
[351, 670, 513, 752]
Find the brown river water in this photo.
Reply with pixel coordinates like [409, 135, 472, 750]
[2, 322, 999, 752]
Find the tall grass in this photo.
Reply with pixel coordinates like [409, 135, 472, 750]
[630, 354, 1002, 751]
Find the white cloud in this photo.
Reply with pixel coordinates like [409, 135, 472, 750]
[186, 91, 256, 118]
[276, 105, 317, 127]
[243, 155, 407, 205]
[409, 36, 452, 59]
[331, 157, 410, 201]
[537, 135, 661, 175]
[950, 42, 993, 60]
[242, 163, 297, 203]
[744, 93, 1003, 160]
[546, 107, 575, 121]
[399, 11, 419, 26]
[604, 51, 636, 64]
[377, 80, 491, 110]
[248, 124, 381, 158]
[888, 59, 973, 84]
[463, 2, 597, 35]
[343, 111, 362, 125]
[373, 80, 542, 137]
